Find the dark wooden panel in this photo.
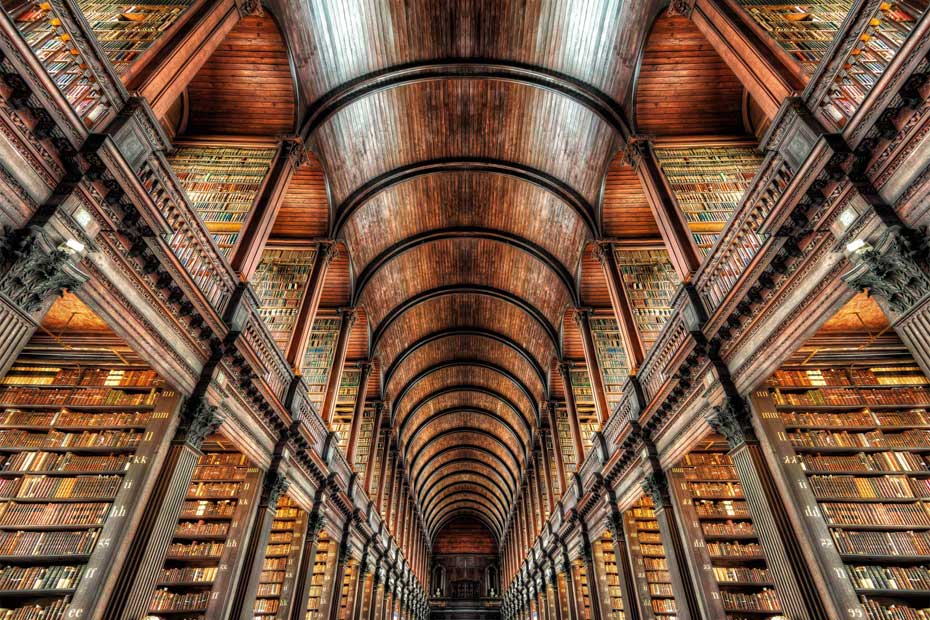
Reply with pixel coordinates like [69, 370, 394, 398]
[580, 245, 611, 308]
[314, 81, 617, 207]
[434, 517, 497, 554]
[634, 14, 745, 136]
[270, 154, 330, 240]
[319, 248, 351, 309]
[185, 14, 296, 136]
[400, 390, 529, 449]
[601, 155, 660, 238]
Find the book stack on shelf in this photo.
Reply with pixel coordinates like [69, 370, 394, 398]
[76, 0, 193, 75]
[575, 560, 594, 620]
[304, 532, 332, 620]
[330, 369, 360, 454]
[555, 405, 577, 474]
[353, 407, 373, 473]
[594, 534, 625, 620]
[300, 318, 341, 410]
[624, 496, 676, 620]
[0, 351, 174, 620]
[735, 0, 852, 75]
[613, 248, 678, 354]
[148, 444, 259, 620]
[569, 368, 599, 453]
[368, 428, 385, 502]
[590, 317, 631, 413]
[254, 495, 306, 620]
[168, 145, 275, 256]
[670, 447, 784, 620]
[336, 561, 355, 620]
[753, 334, 930, 620]
[3, 0, 109, 125]
[654, 145, 762, 256]
[251, 247, 316, 353]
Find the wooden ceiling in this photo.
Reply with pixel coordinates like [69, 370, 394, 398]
[193, 0, 758, 541]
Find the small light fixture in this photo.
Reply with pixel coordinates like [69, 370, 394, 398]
[846, 238, 869, 253]
[62, 238, 85, 253]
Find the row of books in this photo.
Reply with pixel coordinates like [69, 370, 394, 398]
[166, 541, 224, 559]
[706, 541, 764, 558]
[0, 388, 157, 407]
[149, 589, 209, 612]
[810, 474, 930, 499]
[773, 386, 930, 407]
[821, 501, 930, 527]
[782, 409, 930, 428]
[789, 429, 930, 449]
[0, 564, 83, 591]
[159, 566, 217, 585]
[0, 530, 98, 557]
[0, 599, 68, 620]
[191, 465, 248, 481]
[860, 598, 930, 620]
[0, 475, 121, 499]
[847, 564, 930, 591]
[0, 411, 150, 429]
[772, 367, 929, 387]
[800, 451, 930, 473]
[720, 588, 781, 612]
[174, 521, 228, 538]
[688, 481, 744, 498]
[1, 367, 158, 388]
[701, 520, 756, 537]
[712, 566, 772, 584]
[0, 452, 131, 473]
[0, 502, 108, 527]
[832, 529, 930, 556]
[0, 430, 141, 450]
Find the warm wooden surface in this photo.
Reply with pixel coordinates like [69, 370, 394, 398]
[433, 517, 498, 555]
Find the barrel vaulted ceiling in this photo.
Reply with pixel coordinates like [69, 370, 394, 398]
[267, 0, 662, 543]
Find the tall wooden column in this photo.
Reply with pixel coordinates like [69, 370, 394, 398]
[352, 550, 371, 620]
[289, 510, 326, 620]
[579, 527, 604, 620]
[131, 0, 242, 119]
[544, 404, 568, 497]
[625, 139, 701, 279]
[641, 457, 703, 620]
[592, 244, 646, 369]
[533, 460, 547, 521]
[0, 224, 87, 376]
[105, 397, 221, 620]
[286, 241, 337, 371]
[574, 308, 611, 424]
[559, 550, 580, 620]
[364, 401, 386, 492]
[231, 140, 304, 279]
[538, 432, 557, 512]
[231, 464, 290, 620]
[547, 565, 564, 620]
[605, 504, 641, 620]
[321, 308, 357, 424]
[327, 528, 352, 620]
[678, 0, 801, 120]
[706, 398, 831, 619]
[370, 567, 384, 620]
[558, 361, 586, 464]
[345, 360, 373, 466]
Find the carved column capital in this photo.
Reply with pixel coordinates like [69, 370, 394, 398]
[844, 225, 930, 315]
[666, 0, 694, 17]
[0, 226, 87, 313]
[175, 397, 221, 448]
[641, 470, 671, 509]
[260, 469, 288, 506]
[282, 138, 308, 168]
[236, 0, 264, 16]
[621, 136, 650, 168]
[706, 397, 756, 448]
[319, 240, 338, 267]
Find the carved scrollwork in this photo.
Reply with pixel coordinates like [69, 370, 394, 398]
[0, 226, 86, 313]
[641, 470, 671, 508]
[260, 470, 288, 506]
[705, 397, 756, 449]
[843, 225, 930, 315]
[175, 397, 221, 448]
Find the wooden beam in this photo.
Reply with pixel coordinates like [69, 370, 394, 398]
[320, 307, 356, 424]
[593, 243, 646, 369]
[285, 241, 336, 371]
[573, 308, 611, 424]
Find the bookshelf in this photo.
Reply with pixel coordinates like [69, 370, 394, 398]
[168, 145, 275, 256]
[330, 368, 360, 454]
[336, 561, 355, 620]
[576, 560, 594, 620]
[569, 369, 599, 454]
[590, 317, 631, 413]
[368, 429, 385, 498]
[654, 145, 762, 256]
[353, 407, 373, 473]
[3, 0, 110, 125]
[594, 535, 625, 620]
[148, 439, 261, 620]
[613, 248, 679, 354]
[669, 445, 783, 620]
[0, 337, 179, 620]
[76, 0, 194, 75]
[251, 247, 317, 353]
[300, 318, 341, 410]
[556, 405, 577, 474]
[254, 495, 306, 620]
[304, 532, 332, 620]
[623, 496, 674, 620]
[734, 0, 852, 75]
[751, 332, 930, 620]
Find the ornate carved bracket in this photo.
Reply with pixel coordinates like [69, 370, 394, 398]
[843, 225, 930, 315]
[175, 397, 221, 448]
[705, 396, 756, 449]
[0, 226, 86, 313]
[641, 470, 671, 509]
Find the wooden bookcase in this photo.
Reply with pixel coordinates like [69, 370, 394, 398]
[353, 406, 374, 473]
[750, 332, 930, 620]
[613, 248, 678, 355]
[148, 439, 261, 619]
[589, 317, 631, 413]
[301, 318, 341, 410]
[654, 144, 762, 256]
[168, 144, 276, 256]
[593, 535, 625, 620]
[734, 0, 852, 75]
[623, 496, 674, 620]
[251, 245, 317, 353]
[254, 495, 306, 619]
[304, 531, 333, 620]
[75, 0, 194, 75]
[337, 561, 355, 620]
[668, 443, 783, 619]
[555, 405, 577, 474]
[569, 368, 599, 453]
[0, 336, 179, 619]
[575, 560, 594, 620]
[331, 368, 360, 453]
[3, 0, 110, 125]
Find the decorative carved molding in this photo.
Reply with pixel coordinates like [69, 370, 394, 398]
[0, 226, 86, 312]
[666, 0, 693, 17]
[641, 470, 671, 509]
[260, 469, 288, 506]
[843, 225, 930, 315]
